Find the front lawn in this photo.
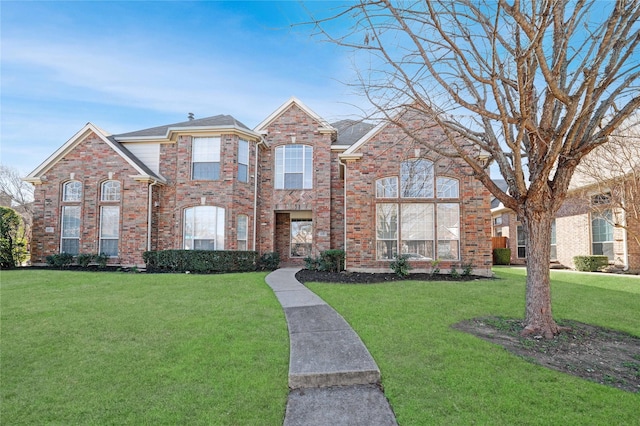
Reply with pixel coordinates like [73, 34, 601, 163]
[1, 271, 289, 425]
[307, 267, 640, 425]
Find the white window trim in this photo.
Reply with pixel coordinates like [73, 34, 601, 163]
[237, 214, 248, 250]
[183, 206, 225, 250]
[101, 180, 121, 202]
[192, 136, 221, 180]
[275, 145, 313, 189]
[60, 205, 81, 255]
[63, 180, 82, 202]
[99, 206, 120, 257]
[238, 140, 249, 183]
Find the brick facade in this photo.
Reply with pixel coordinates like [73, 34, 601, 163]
[491, 189, 639, 271]
[341, 117, 492, 276]
[26, 98, 494, 274]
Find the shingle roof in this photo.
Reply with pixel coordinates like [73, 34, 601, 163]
[332, 119, 376, 146]
[490, 179, 508, 209]
[114, 115, 251, 138]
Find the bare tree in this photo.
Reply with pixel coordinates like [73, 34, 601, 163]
[312, 0, 640, 337]
[0, 165, 34, 256]
[575, 119, 640, 264]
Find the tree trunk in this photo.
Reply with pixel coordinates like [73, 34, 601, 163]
[521, 209, 560, 339]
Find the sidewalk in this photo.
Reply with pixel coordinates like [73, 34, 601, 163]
[265, 268, 397, 426]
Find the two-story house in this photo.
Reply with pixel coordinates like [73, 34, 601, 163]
[25, 97, 493, 275]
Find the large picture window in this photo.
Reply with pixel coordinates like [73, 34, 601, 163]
[376, 203, 398, 260]
[275, 145, 313, 189]
[184, 206, 225, 250]
[238, 139, 249, 183]
[192, 137, 221, 180]
[401, 204, 434, 259]
[99, 206, 120, 256]
[290, 220, 313, 257]
[61, 205, 80, 255]
[63, 180, 82, 202]
[401, 159, 434, 198]
[437, 203, 460, 260]
[591, 210, 614, 260]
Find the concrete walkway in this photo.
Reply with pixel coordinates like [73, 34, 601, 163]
[265, 268, 397, 426]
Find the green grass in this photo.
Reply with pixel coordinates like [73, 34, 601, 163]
[307, 267, 640, 425]
[1, 270, 289, 425]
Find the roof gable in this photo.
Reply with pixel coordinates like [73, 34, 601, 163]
[24, 123, 165, 184]
[254, 97, 336, 134]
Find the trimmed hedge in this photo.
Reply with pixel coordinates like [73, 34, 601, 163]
[573, 255, 609, 272]
[493, 248, 511, 265]
[143, 250, 259, 273]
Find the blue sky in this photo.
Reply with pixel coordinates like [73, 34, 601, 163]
[1, 1, 365, 175]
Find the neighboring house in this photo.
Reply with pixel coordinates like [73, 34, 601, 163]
[25, 97, 493, 276]
[491, 146, 640, 272]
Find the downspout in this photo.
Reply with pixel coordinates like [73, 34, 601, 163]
[147, 180, 158, 252]
[339, 157, 348, 266]
[620, 197, 629, 271]
[253, 138, 264, 252]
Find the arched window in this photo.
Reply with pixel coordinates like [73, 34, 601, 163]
[275, 145, 313, 189]
[184, 206, 225, 250]
[101, 180, 121, 202]
[376, 177, 398, 198]
[401, 159, 434, 198]
[63, 180, 82, 202]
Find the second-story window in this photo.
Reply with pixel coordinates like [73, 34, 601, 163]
[192, 137, 221, 180]
[238, 139, 249, 183]
[275, 145, 313, 189]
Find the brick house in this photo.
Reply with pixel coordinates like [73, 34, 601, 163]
[25, 97, 493, 276]
[491, 157, 640, 273]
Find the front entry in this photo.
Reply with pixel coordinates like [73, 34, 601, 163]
[275, 211, 313, 265]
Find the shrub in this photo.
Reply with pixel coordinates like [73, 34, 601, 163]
[94, 253, 109, 269]
[144, 250, 259, 273]
[462, 263, 473, 276]
[257, 252, 280, 271]
[450, 265, 460, 279]
[493, 248, 511, 265]
[430, 258, 441, 276]
[45, 253, 74, 269]
[320, 249, 345, 272]
[573, 255, 609, 272]
[304, 256, 320, 271]
[76, 253, 93, 268]
[390, 254, 412, 278]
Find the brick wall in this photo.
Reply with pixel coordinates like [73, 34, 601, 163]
[257, 104, 334, 263]
[343, 118, 493, 276]
[155, 134, 259, 251]
[30, 131, 150, 266]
